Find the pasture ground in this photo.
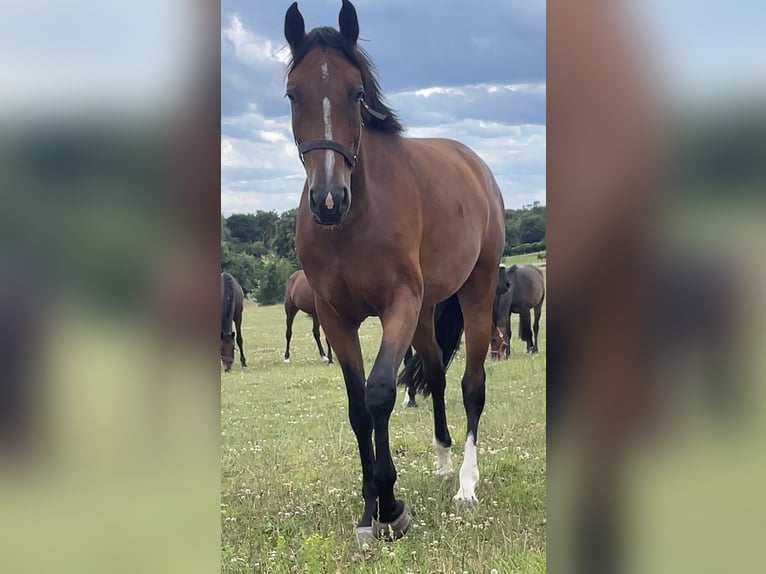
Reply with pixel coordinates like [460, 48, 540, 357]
[221, 292, 546, 573]
[502, 253, 546, 267]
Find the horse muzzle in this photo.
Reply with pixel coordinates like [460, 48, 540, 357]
[309, 184, 351, 226]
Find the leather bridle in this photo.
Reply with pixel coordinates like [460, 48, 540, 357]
[295, 98, 386, 172]
[490, 326, 508, 358]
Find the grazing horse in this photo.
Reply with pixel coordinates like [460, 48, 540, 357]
[490, 265, 545, 358]
[537, 252, 546, 262]
[284, 269, 333, 364]
[402, 265, 511, 406]
[284, 0, 505, 541]
[221, 272, 247, 372]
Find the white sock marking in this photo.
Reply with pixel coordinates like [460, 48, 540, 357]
[433, 436, 454, 477]
[453, 432, 479, 503]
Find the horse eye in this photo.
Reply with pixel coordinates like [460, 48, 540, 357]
[285, 92, 296, 103]
[355, 89, 365, 102]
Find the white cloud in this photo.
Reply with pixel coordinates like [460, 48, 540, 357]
[221, 85, 545, 213]
[222, 13, 290, 67]
[402, 82, 546, 99]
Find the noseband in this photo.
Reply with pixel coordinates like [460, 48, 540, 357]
[295, 98, 387, 171]
[490, 326, 508, 357]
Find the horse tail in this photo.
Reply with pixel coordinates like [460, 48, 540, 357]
[397, 294, 463, 397]
[221, 273, 235, 336]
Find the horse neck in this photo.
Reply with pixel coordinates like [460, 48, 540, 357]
[351, 130, 398, 200]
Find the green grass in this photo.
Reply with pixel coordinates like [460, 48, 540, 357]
[501, 252, 546, 267]
[221, 298, 546, 573]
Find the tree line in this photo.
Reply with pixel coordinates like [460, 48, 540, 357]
[222, 202, 545, 305]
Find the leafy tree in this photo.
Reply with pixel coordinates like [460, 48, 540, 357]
[519, 214, 546, 244]
[272, 209, 298, 265]
[254, 254, 297, 305]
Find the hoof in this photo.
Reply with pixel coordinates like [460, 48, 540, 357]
[284, 359, 290, 364]
[355, 526, 375, 545]
[452, 492, 478, 506]
[405, 400, 417, 408]
[321, 356, 330, 363]
[373, 508, 412, 540]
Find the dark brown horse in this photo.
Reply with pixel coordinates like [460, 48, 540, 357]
[221, 272, 246, 372]
[284, 0, 505, 541]
[284, 269, 332, 364]
[490, 265, 545, 358]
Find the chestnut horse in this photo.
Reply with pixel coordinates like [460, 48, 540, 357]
[284, 269, 332, 364]
[221, 272, 246, 372]
[285, 0, 505, 540]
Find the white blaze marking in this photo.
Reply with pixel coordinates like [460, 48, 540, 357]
[321, 62, 329, 80]
[433, 436, 454, 477]
[322, 96, 334, 190]
[453, 432, 479, 503]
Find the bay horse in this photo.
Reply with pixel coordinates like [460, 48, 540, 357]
[284, 0, 505, 541]
[284, 269, 333, 364]
[221, 272, 247, 372]
[490, 265, 545, 358]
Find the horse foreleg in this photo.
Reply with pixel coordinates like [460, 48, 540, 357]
[315, 299, 376, 540]
[366, 291, 420, 538]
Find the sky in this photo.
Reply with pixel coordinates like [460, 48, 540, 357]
[221, 0, 547, 215]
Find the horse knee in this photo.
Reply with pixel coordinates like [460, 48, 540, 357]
[365, 374, 396, 418]
[348, 406, 372, 436]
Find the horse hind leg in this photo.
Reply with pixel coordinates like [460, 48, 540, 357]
[520, 309, 533, 353]
[400, 346, 417, 408]
[325, 334, 333, 364]
[409, 311, 453, 475]
[453, 270, 496, 505]
[284, 306, 297, 363]
[533, 303, 542, 353]
[234, 307, 246, 368]
[311, 314, 329, 362]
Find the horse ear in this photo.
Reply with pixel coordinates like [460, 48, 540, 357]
[284, 2, 306, 52]
[339, 0, 359, 45]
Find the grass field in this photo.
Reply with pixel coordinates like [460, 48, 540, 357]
[501, 252, 546, 267]
[221, 292, 546, 573]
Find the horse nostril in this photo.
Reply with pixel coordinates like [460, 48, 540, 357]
[341, 186, 350, 210]
[309, 188, 318, 210]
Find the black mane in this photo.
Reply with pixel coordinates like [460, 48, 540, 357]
[287, 27, 403, 135]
